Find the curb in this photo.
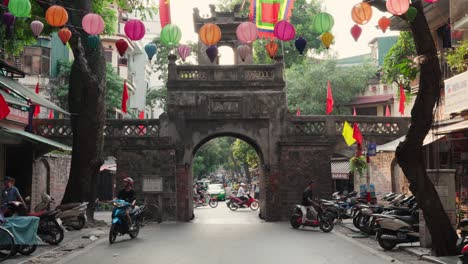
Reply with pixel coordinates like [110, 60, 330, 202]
[400, 247, 459, 264]
[339, 223, 361, 233]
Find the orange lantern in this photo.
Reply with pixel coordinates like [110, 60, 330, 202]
[199, 23, 221, 46]
[46, 5, 68, 27]
[58, 28, 72, 45]
[378, 16, 391, 33]
[265, 40, 279, 59]
[351, 2, 373, 25]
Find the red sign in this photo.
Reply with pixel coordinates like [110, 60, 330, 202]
[6, 106, 28, 124]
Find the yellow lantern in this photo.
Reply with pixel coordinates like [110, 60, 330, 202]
[320, 32, 334, 49]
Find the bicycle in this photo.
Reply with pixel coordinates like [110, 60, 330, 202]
[139, 203, 162, 225]
[0, 226, 15, 262]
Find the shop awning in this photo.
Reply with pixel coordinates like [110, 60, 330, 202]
[435, 120, 468, 135]
[0, 126, 72, 152]
[0, 74, 69, 115]
[377, 132, 445, 152]
[0, 89, 28, 108]
[331, 161, 350, 180]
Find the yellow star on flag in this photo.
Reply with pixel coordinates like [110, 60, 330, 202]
[342, 121, 356, 146]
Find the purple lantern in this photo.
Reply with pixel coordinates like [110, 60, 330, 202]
[178, 44, 191, 62]
[30, 20, 44, 38]
[237, 45, 250, 62]
[274, 20, 296, 41]
[294, 37, 307, 55]
[206, 46, 218, 63]
[2, 12, 16, 28]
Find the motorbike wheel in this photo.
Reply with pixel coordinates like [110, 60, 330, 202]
[41, 220, 64, 245]
[18, 245, 37, 256]
[290, 214, 302, 229]
[129, 223, 140, 239]
[250, 201, 259, 211]
[228, 201, 239, 211]
[324, 207, 340, 224]
[209, 199, 218, 208]
[70, 216, 86, 230]
[353, 213, 361, 229]
[377, 230, 397, 250]
[358, 215, 373, 234]
[319, 216, 334, 233]
[109, 224, 118, 244]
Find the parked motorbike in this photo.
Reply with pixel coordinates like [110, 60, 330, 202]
[35, 193, 88, 230]
[374, 206, 419, 250]
[289, 202, 334, 232]
[457, 219, 468, 253]
[226, 194, 259, 211]
[109, 199, 145, 244]
[2, 202, 64, 245]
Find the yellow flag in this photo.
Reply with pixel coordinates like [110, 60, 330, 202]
[342, 121, 356, 146]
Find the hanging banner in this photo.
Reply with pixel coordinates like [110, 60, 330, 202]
[159, 0, 171, 28]
[250, 0, 295, 38]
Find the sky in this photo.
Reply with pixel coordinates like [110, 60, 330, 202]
[169, 0, 399, 59]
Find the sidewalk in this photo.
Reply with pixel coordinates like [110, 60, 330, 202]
[339, 220, 461, 264]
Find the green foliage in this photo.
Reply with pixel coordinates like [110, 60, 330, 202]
[350, 155, 367, 178]
[382, 32, 418, 90]
[446, 41, 468, 74]
[231, 139, 259, 169]
[216, 0, 250, 17]
[286, 58, 375, 115]
[49, 60, 124, 118]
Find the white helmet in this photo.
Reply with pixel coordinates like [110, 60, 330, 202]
[240, 183, 246, 186]
[123, 177, 134, 184]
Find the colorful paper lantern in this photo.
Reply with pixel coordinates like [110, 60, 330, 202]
[8, 0, 31, 18]
[350, 24, 362, 41]
[265, 40, 279, 59]
[406, 7, 417, 22]
[351, 2, 373, 25]
[295, 37, 307, 55]
[312, 12, 334, 34]
[199, 23, 222, 46]
[82, 13, 105, 35]
[206, 46, 218, 63]
[160, 24, 182, 47]
[320, 32, 334, 49]
[274, 20, 296, 41]
[116, 39, 129, 57]
[378, 17, 391, 33]
[237, 45, 250, 62]
[144, 43, 157, 60]
[178, 44, 191, 62]
[236, 22, 258, 44]
[30, 20, 44, 37]
[58, 28, 72, 45]
[87, 35, 100, 49]
[2, 12, 15, 28]
[45, 5, 68, 27]
[386, 0, 410, 16]
[124, 19, 146, 41]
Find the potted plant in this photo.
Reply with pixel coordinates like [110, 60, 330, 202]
[446, 41, 468, 74]
[349, 155, 368, 178]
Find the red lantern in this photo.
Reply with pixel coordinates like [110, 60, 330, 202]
[236, 22, 258, 44]
[386, 0, 410, 16]
[116, 39, 129, 57]
[378, 16, 391, 33]
[82, 13, 105, 35]
[351, 2, 373, 25]
[274, 20, 296, 41]
[265, 40, 279, 59]
[350, 24, 362, 42]
[58, 28, 72, 45]
[124, 19, 146, 41]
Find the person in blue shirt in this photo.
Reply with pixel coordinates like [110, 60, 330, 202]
[1, 177, 25, 206]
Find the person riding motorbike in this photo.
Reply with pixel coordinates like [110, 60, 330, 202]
[301, 180, 319, 224]
[117, 177, 136, 230]
[1, 177, 25, 206]
[237, 183, 249, 205]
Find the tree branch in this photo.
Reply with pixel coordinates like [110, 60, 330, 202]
[363, 0, 387, 12]
[68, 27, 99, 86]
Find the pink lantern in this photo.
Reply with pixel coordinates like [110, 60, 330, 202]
[236, 22, 258, 44]
[124, 19, 146, 41]
[350, 24, 362, 41]
[274, 20, 296, 41]
[30, 20, 44, 37]
[237, 45, 250, 62]
[82, 13, 105, 35]
[178, 44, 191, 62]
[424, 0, 438, 2]
[386, 0, 410, 16]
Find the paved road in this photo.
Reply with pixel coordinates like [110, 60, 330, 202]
[64, 202, 401, 264]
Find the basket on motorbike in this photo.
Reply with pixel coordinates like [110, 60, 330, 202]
[1, 216, 40, 256]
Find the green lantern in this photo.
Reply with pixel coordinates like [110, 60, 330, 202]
[160, 24, 182, 47]
[87, 35, 100, 49]
[406, 7, 417, 22]
[8, 0, 31, 18]
[312, 12, 334, 34]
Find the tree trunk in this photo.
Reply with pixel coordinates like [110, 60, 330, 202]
[243, 161, 251, 184]
[60, 1, 107, 222]
[392, 1, 458, 256]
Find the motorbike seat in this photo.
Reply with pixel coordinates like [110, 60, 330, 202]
[394, 215, 416, 224]
[28, 211, 46, 217]
[56, 203, 81, 211]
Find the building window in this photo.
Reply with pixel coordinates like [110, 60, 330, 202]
[118, 57, 128, 66]
[104, 50, 113, 63]
[22, 47, 50, 75]
[371, 86, 377, 92]
[383, 85, 388, 91]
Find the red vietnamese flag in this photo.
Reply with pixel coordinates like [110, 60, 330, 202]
[138, 110, 145, 119]
[34, 82, 40, 117]
[385, 105, 391, 117]
[353, 107, 357, 116]
[121, 80, 129, 114]
[0, 94, 10, 120]
[296, 107, 301, 116]
[48, 109, 54, 119]
[326, 80, 334, 115]
[399, 83, 406, 115]
[353, 123, 363, 145]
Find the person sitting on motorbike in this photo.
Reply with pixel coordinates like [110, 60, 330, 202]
[193, 184, 201, 203]
[237, 183, 249, 205]
[301, 180, 319, 224]
[117, 177, 136, 230]
[1, 177, 25, 206]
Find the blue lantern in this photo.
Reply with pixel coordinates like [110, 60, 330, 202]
[144, 43, 157, 60]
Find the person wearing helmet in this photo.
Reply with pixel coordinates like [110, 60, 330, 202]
[236, 183, 248, 206]
[301, 180, 318, 224]
[117, 177, 136, 230]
